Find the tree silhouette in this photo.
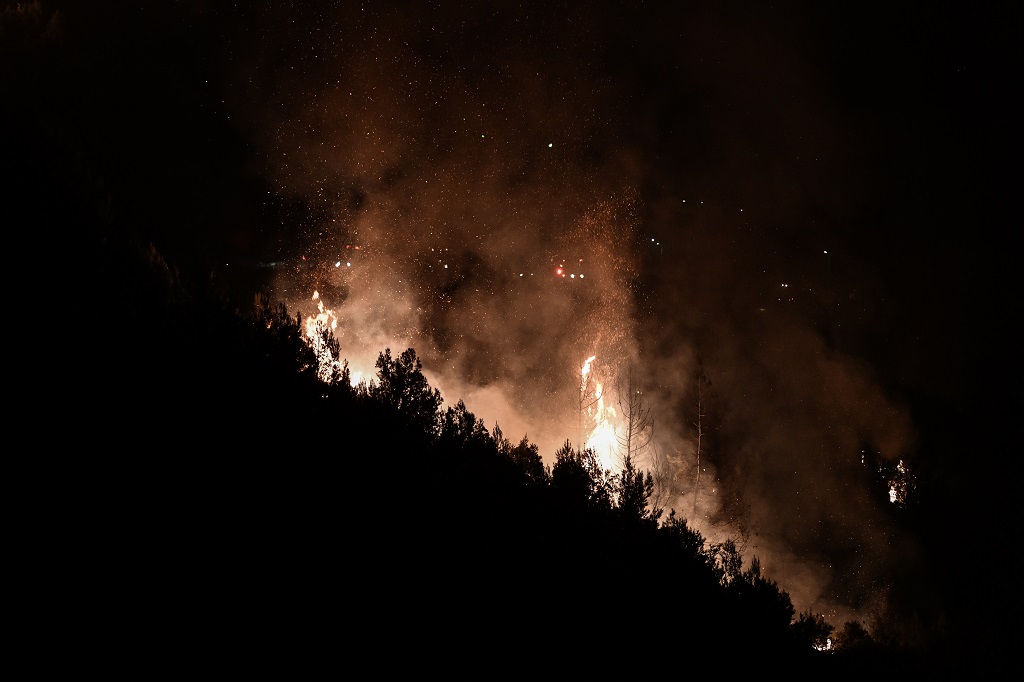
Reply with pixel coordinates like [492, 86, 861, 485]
[551, 440, 611, 511]
[440, 399, 490, 449]
[369, 347, 443, 437]
[616, 370, 654, 466]
[250, 292, 320, 382]
[731, 556, 796, 639]
[792, 610, 834, 651]
[661, 509, 708, 561]
[493, 424, 548, 485]
[614, 454, 660, 525]
[709, 538, 744, 586]
[833, 620, 874, 652]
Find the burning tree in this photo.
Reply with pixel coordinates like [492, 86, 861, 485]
[577, 354, 604, 453]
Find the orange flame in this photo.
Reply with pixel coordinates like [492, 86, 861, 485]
[303, 291, 344, 383]
[581, 354, 620, 472]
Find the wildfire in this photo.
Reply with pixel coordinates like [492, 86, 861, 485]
[298, 289, 625, 468]
[304, 291, 337, 336]
[580, 354, 620, 472]
[303, 291, 343, 383]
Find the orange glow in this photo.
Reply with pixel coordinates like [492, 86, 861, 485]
[303, 291, 341, 383]
[300, 291, 375, 387]
[580, 354, 620, 472]
[586, 379, 619, 471]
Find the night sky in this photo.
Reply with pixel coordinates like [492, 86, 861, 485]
[6, 0, 1018, 649]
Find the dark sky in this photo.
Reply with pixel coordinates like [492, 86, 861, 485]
[6, 0, 1019, 642]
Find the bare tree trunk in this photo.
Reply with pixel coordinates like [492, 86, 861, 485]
[692, 362, 710, 520]
[617, 369, 653, 468]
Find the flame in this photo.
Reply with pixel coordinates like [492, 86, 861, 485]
[303, 291, 338, 337]
[581, 354, 596, 381]
[299, 291, 380, 387]
[580, 354, 620, 472]
[586, 380, 618, 471]
[303, 291, 343, 383]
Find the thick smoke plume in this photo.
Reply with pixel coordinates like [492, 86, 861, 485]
[221, 2, 920, 629]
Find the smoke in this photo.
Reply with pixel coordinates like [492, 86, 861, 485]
[219, 2, 923, 630]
